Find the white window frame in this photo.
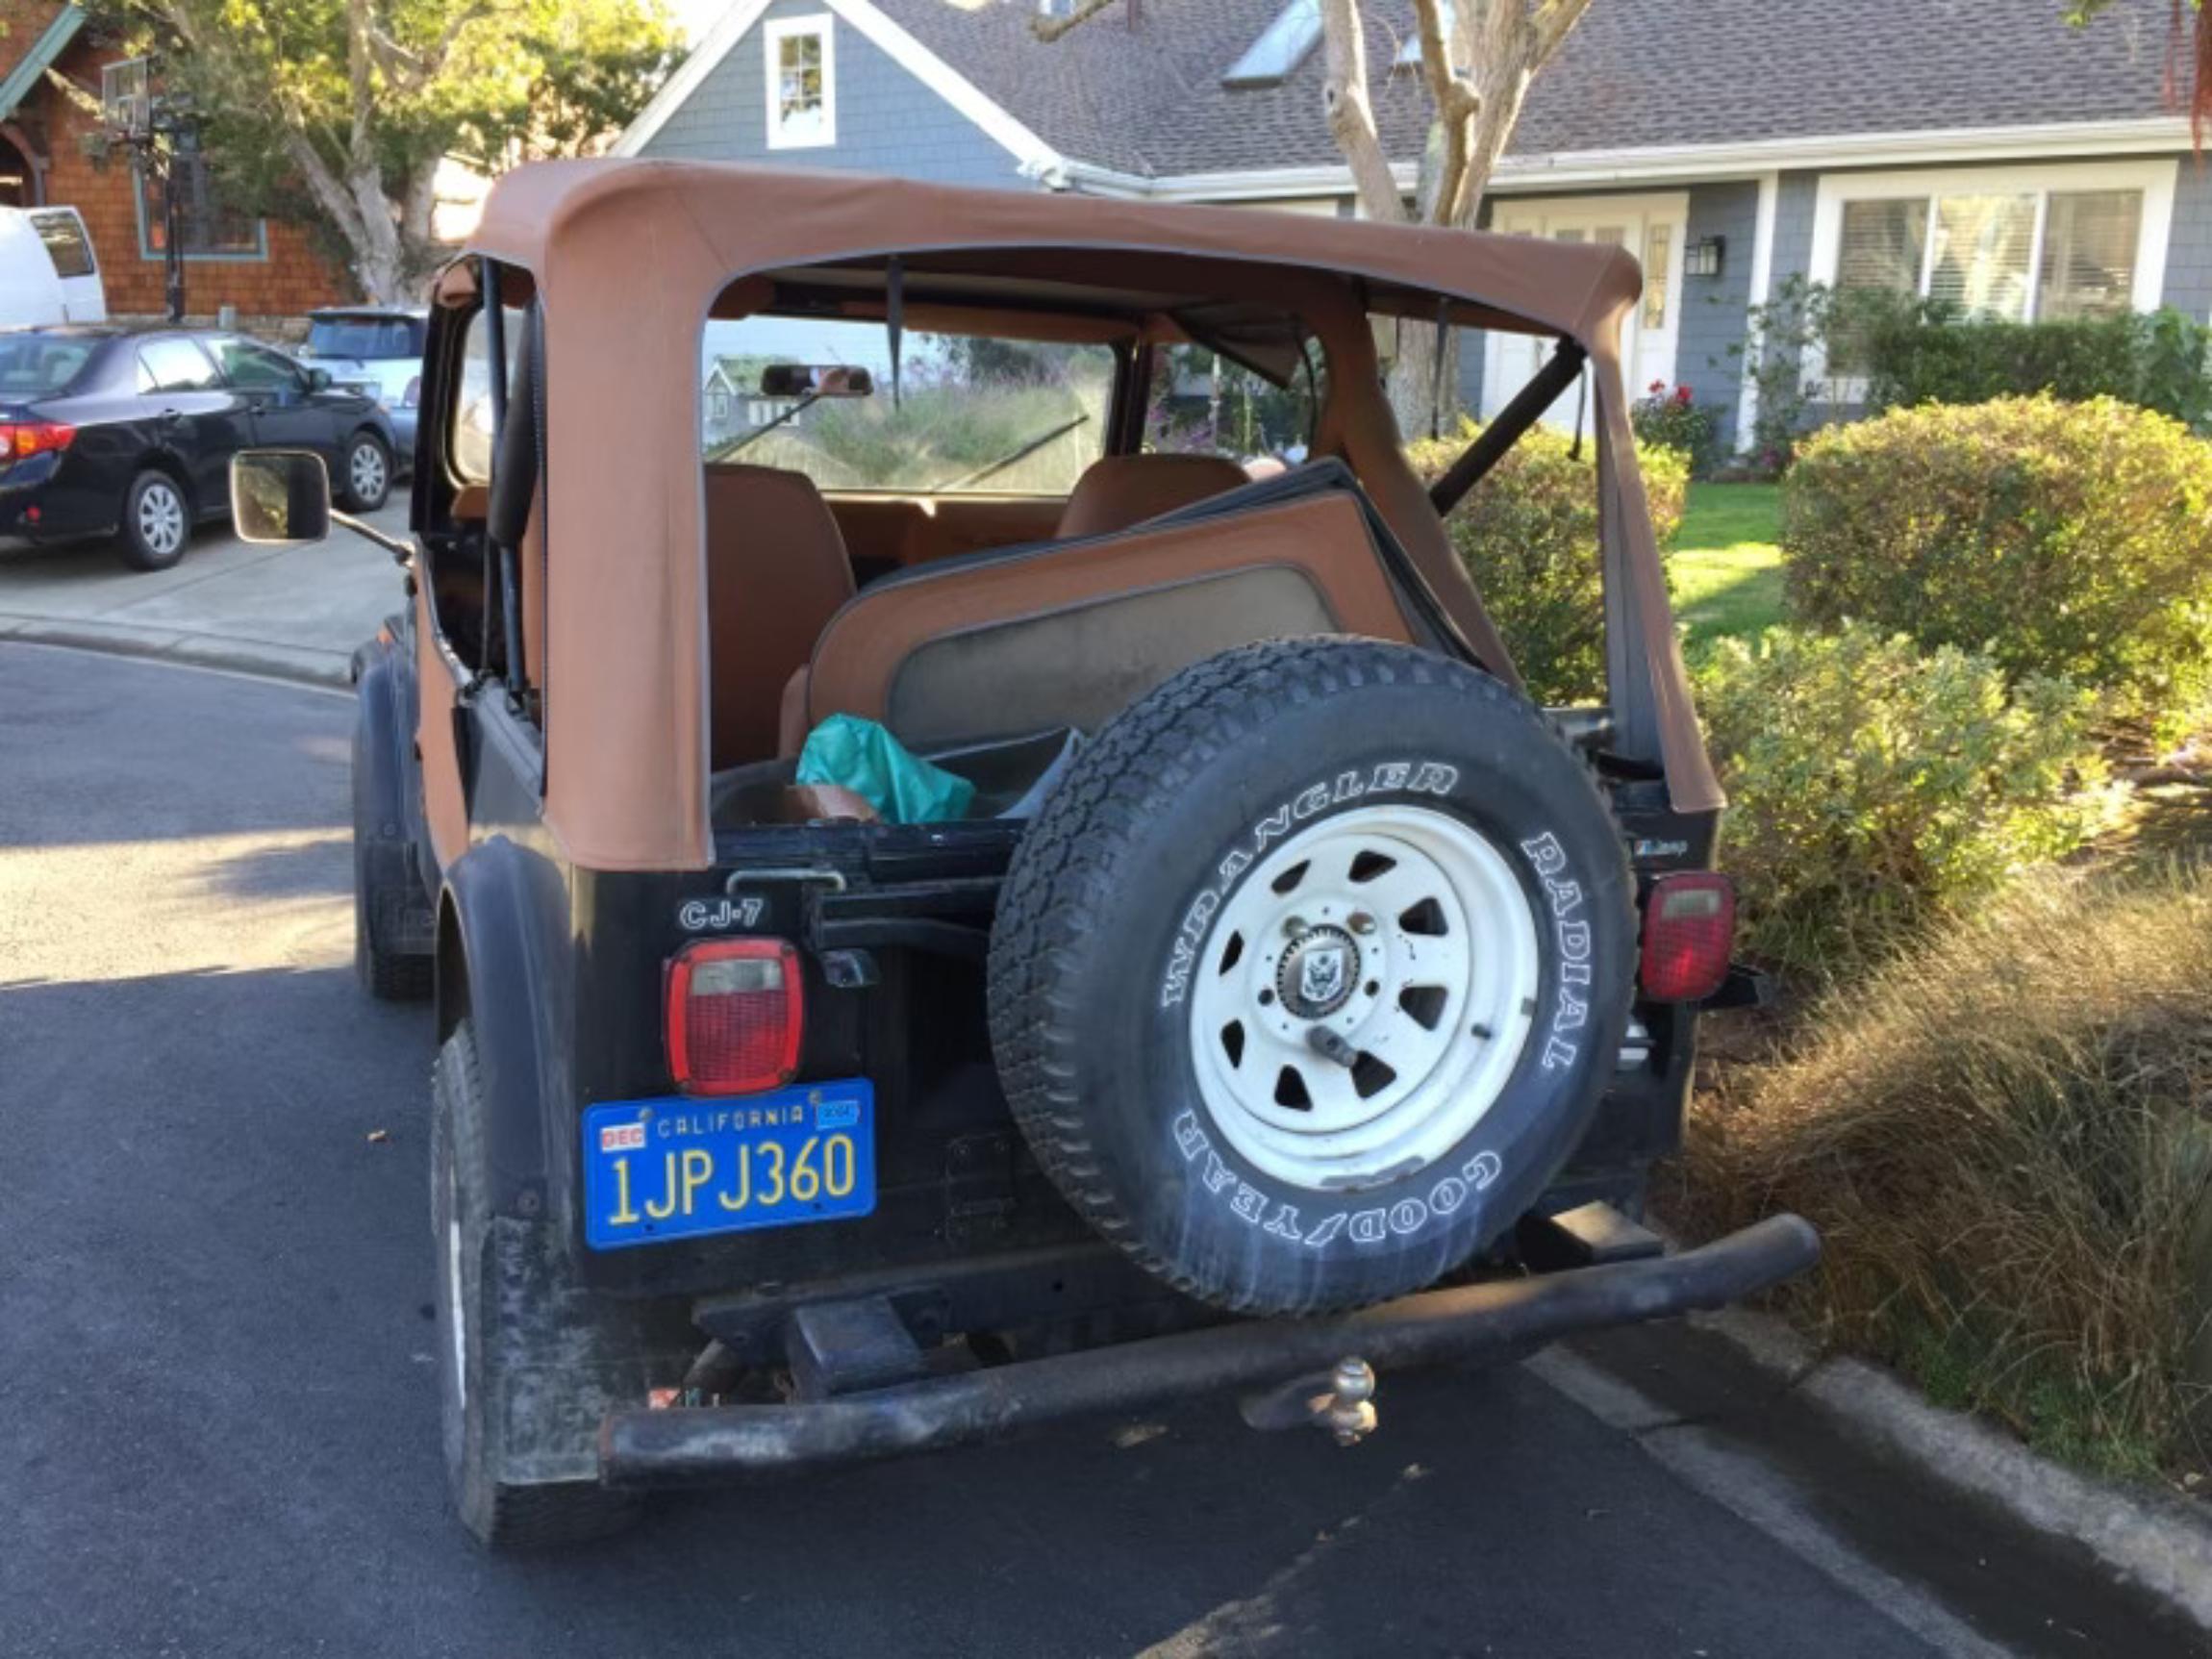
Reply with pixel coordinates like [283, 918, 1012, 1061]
[764, 13, 836, 151]
[1805, 158, 2177, 395]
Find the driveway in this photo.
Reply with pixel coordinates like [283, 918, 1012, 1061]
[0, 501, 408, 686]
[0, 641, 2202, 1659]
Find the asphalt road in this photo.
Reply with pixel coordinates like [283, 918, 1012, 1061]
[0, 643, 2197, 1659]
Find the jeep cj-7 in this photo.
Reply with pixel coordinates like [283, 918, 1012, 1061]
[231, 159, 1818, 1548]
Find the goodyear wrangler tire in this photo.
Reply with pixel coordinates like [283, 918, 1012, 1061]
[989, 638, 1636, 1316]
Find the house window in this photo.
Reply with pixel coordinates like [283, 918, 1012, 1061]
[138, 147, 264, 261]
[1643, 222, 1672, 329]
[1821, 164, 2168, 329]
[765, 15, 835, 150]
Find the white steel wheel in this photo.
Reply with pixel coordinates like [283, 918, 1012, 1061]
[1187, 803, 1541, 1192]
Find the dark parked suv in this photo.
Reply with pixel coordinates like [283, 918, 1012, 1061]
[0, 325, 395, 569]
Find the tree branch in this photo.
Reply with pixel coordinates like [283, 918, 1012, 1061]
[1031, 0, 1120, 44]
[1412, 0, 1477, 227]
[1320, 0, 1406, 222]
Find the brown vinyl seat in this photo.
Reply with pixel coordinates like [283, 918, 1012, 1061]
[791, 486, 1422, 755]
[704, 463, 856, 768]
[1053, 453, 1253, 540]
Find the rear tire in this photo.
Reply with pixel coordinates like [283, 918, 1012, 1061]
[432, 1022, 643, 1549]
[117, 468, 189, 571]
[339, 430, 391, 513]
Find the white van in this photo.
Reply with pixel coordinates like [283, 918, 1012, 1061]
[0, 207, 106, 330]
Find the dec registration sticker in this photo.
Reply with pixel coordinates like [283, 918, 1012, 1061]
[580, 1081, 875, 1250]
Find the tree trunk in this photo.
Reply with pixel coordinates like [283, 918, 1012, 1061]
[1385, 318, 1462, 443]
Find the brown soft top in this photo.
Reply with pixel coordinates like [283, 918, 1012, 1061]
[461, 159, 1716, 871]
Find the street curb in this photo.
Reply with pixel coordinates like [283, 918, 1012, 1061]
[1691, 1304, 2212, 1633]
[0, 613, 352, 690]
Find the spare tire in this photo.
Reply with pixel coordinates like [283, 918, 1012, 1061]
[989, 637, 1636, 1316]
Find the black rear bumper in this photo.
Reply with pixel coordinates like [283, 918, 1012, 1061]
[599, 1213, 1819, 1487]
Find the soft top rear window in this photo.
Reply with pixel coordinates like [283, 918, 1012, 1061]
[699, 314, 1114, 495]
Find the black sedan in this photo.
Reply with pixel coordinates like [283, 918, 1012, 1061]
[0, 326, 398, 570]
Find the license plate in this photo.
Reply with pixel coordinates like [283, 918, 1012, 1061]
[581, 1081, 875, 1250]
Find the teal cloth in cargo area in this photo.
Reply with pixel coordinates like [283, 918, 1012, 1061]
[795, 714, 975, 824]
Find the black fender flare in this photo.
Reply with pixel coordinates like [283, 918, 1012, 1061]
[352, 640, 412, 844]
[437, 836, 568, 1224]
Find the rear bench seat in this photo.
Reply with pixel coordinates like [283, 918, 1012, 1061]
[780, 465, 1425, 755]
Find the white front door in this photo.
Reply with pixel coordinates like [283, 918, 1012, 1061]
[1480, 193, 1688, 428]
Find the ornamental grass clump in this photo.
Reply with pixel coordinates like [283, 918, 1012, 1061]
[1406, 423, 1688, 705]
[1784, 396, 2212, 740]
[1679, 861, 2212, 1479]
[1692, 622, 2118, 975]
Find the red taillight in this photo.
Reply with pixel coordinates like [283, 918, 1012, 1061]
[666, 938, 804, 1095]
[1640, 872, 1736, 1002]
[0, 421, 74, 462]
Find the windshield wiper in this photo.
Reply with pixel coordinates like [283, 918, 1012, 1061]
[932, 412, 1091, 493]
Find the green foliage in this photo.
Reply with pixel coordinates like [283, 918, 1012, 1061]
[1406, 423, 1688, 705]
[1729, 273, 1860, 474]
[1682, 861, 2212, 1483]
[128, 0, 680, 294]
[1784, 395, 2212, 734]
[1629, 381, 1721, 476]
[1692, 623, 2115, 973]
[1852, 296, 2212, 426]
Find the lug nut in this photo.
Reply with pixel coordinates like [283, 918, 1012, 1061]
[1348, 912, 1376, 936]
[1283, 916, 1308, 938]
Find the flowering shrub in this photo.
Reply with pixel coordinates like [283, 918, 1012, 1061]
[1692, 623, 2115, 972]
[1407, 421, 1688, 705]
[1785, 395, 2212, 736]
[1630, 381, 1721, 476]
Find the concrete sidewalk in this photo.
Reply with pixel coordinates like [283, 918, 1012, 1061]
[0, 502, 410, 687]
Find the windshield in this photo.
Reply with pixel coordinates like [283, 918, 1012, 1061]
[0, 335, 97, 398]
[306, 316, 421, 361]
[699, 315, 1114, 494]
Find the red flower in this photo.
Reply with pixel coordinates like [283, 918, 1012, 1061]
[1674, 385, 1693, 405]
[1648, 380, 1668, 395]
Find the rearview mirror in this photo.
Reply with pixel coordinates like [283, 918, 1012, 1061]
[304, 365, 333, 392]
[231, 449, 331, 545]
[760, 363, 873, 399]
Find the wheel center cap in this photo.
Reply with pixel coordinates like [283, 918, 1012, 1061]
[1278, 924, 1358, 1019]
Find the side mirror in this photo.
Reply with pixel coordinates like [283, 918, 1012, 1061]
[231, 449, 331, 545]
[304, 365, 333, 392]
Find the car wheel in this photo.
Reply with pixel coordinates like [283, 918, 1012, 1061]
[117, 469, 189, 571]
[988, 637, 1637, 1317]
[432, 1020, 646, 1549]
[339, 430, 391, 513]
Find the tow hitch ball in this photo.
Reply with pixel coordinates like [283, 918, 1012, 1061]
[1239, 1356, 1377, 1445]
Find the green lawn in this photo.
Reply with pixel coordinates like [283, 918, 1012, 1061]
[1671, 482, 1786, 644]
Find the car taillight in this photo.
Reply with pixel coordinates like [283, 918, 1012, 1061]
[0, 421, 74, 461]
[666, 938, 804, 1095]
[401, 376, 420, 409]
[1639, 872, 1735, 1002]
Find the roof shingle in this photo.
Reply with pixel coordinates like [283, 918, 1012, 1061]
[870, 0, 2181, 180]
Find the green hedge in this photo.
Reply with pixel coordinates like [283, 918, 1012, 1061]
[1693, 623, 2114, 973]
[1784, 395, 2212, 733]
[1407, 424, 1689, 705]
[1851, 297, 2212, 427]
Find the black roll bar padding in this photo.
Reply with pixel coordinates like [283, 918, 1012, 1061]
[599, 1213, 1822, 1487]
[1426, 339, 1589, 519]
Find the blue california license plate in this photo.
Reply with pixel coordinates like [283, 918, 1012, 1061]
[581, 1081, 875, 1250]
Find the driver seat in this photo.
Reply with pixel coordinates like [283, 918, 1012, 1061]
[704, 464, 855, 768]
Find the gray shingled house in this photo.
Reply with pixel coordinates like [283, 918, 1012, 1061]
[621, 0, 2205, 450]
